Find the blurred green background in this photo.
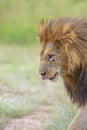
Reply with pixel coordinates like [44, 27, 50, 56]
[0, 0, 87, 45]
[0, 0, 87, 130]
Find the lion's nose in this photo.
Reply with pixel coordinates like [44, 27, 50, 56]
[41, 72, 46, 76]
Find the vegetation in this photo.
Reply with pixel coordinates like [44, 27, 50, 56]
[0, 0, 87, 129]
[0, 0, 87, 44]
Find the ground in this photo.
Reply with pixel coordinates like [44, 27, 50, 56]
[4, 110, 49, 130]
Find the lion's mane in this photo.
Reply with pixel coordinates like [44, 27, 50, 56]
[37, 18, 87, 106]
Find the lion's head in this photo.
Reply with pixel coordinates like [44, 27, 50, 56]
[37, 18, 87, 106]
[39, 42, 61, 82]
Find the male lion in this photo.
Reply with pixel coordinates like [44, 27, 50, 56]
[36, 18, 87, 130]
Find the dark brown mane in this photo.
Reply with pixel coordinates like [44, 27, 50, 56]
[37, 18, 87, 106]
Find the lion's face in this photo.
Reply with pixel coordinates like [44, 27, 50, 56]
[39, 42, 61, 82]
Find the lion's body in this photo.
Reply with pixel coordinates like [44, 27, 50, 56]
[37, 18, 87, 130]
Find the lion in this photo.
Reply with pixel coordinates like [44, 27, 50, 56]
[36, 18, 87, 130]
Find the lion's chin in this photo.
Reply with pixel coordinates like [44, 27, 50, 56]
[49, 72, 59, 82]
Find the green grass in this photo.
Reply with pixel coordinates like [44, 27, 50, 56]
[0, 23, 35, 44]
[46, 104, 77, 130]
[0, 45, 39, 128]
[0, 0, 87, 44]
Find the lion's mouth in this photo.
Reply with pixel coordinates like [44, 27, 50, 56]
[41, 72, 59, 81]
[41, 72, 58, 80]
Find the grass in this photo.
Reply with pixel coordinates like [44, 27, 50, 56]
[0, 45, 39, 128]
[0, 45, 78, 130]
[0, 0, 86, 129]
[46, 104, 77, 130]
[0, 0, 87, 44]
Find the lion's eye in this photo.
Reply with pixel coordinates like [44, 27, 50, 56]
[48, 55, 54, 61]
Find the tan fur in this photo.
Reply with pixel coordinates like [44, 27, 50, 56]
[37, 18, 87, 130]
[67, 105, 87, 130]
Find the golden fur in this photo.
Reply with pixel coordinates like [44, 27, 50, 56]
[37, 18, 87, 68]
[37, 18, 87, 130]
